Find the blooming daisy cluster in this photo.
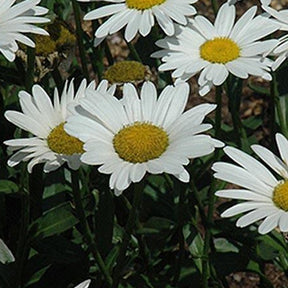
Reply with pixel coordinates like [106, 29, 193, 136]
[3, 0, 288, 242]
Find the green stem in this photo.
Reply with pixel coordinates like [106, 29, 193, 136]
[72, 0, 89, 80]
[230, 104, 249, 149]
[119, 194, 150, 269]
[112, 182, 144, 288]
[226, 78, 249, 149]
[201, 86, 222, 288]
[271, 73, 288, 137]
[104, 41, 114, 66]
[70, 170, 112, 287]
[173, 181, 187, 286]
[210, 0, 219, 15]
[51, 68, 63, 93]
[189, 178, 207, 227]
[25, 45, 35, 91]
[126, 41, 142, 63]
[15, 189, 30, 288]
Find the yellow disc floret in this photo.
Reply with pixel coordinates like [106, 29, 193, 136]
[200, 37, 240, 64]
[113, 122, 169, 163]
[104, 61, 146, 84]
[126, 0, 166, 10]
[34, 21, 76, 56]
[273, 181, 288, 211]
[47, 123, 84, 155]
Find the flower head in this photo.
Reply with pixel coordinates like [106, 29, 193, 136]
[4, 79, 114, 173]
[104, 61, 148, 85]
[77, 0, 197, 44]
[213, 133, 288, 234]
[0, 0, 50, 62]
[152, 3, 280, 96]
[261, 3, 288, 70]
[65, 81, 223, 195]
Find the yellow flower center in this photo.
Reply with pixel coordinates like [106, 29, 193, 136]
[34, 20, 76, 56]
[273, 181, 288, 211]
[47, 123, 84, 155]
[126, 0, 166, 10]
[104, 61, 146, 84]
[200, 37, 240, 64]
[113, 122, 169, 163]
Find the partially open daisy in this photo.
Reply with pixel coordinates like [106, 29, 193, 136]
[104, 61, 150, 85]
[261, 3, 288, 70]
[77, 0, 197, 44]
[4, 79, 114, 173]
[65, 81, 223, 195]
[0, 0, 50, 62]
[152, 2, 280, 96]
[213, 133, 288, 235]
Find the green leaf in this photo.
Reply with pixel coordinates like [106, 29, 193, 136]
[183, 224, 203, 273]
[248, 80, 270, 95]
[31, 202, 79, 239]
[242, 116, 262, 130]
[214, 238, 239, 253]
[0, 180, 18, 194]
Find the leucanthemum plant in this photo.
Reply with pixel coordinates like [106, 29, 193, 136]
[213, 134, 288, 235]
[0, 0, 50, 62]
[4, 79, 115, 173]
[261, 1, 288, 70]
[152, 2, 280, 96]
[77, 0, 198, 45]
[65, 81, 223, 195]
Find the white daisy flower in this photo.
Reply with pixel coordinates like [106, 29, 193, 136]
[213, 133, 288, 235]
[152, 2, 280, 96]
[261, 4, 288, 70]
[65, 81, 223, 195]
[74, 279, 91, 288]
[0, 0, 50, 62]
[77, 0, 197, 44]
[4, 79, 115, 173]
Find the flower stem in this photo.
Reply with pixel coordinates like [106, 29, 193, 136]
[70, 170, 112, 287]
[112, 182, 144, 288]
[125, 40, 142, 63]
[210, 0, 219, 15]
[226, 77, 249, 149]
[72, 0, 89, 80]
[25, 45, 35, 91]
[173, 180, 187, 286]
[271, 73, 288, 138]
[201, 86, 222, 288]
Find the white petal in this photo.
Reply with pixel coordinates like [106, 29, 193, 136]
[252, 144, 288, 179]
[258, 211, 282, 234]
[276, 133, 288, 166]
[224, 146, 278, 187]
